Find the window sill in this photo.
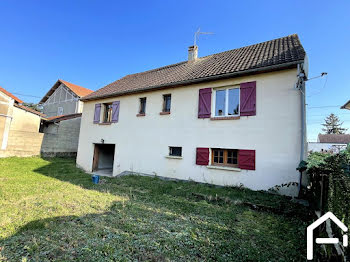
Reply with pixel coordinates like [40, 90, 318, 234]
[165, 155, 183, 159]
[99, 122, 112, 125]
[160, 111, 170, 115]
[210, 116, 240, 121]
[206, 165, 241, 172]
[136, 113, 146, 117]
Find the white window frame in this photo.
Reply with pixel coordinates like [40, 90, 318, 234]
[57, 107, 64, 115]
[212, 86, 240, 117]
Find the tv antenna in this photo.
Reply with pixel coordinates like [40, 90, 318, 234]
[194, 28, 214, 46]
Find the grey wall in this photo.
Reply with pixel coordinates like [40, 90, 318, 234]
[42, 84, 79, 117]
[41, 117, 81, 157]
[43, 101, 78, 117]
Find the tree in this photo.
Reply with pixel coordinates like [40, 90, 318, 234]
[22, 102, 43, 112]
[321, 113, 347, 134]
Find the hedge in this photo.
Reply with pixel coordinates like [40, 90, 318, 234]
[306, 147, 350, 258]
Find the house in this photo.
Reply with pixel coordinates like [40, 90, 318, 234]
[39, 80, 94, 157]
[308, 134, 350, 154]
[76, 34, 308, 196]
[0, 86, 46, 157]
[341, 100, 350, 110]
[39, 79, 93, 117]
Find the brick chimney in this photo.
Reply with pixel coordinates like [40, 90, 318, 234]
[188, 45, 198, 61]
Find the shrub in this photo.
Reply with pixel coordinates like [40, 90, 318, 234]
[305, 149, 350, 258]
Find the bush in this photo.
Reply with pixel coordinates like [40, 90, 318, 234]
[306, 149, 350, 258]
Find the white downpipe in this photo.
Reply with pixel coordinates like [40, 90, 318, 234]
[1, 115, 12, 150]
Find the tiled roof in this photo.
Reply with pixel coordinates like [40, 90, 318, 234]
[59, 79, 94, 98]
[14, 104, 46, 118]
[45, 113, 82, 123]
[82, 34, 306, 101]
[318, 134, 350, 144]
[40, 79, 94, 103]
[0, 86, 23, 103]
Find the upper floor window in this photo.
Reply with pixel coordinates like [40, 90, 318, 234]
[139, 97, 146, 115]
[214, 87, 240, 117]
[103, 103, 113, 123]
[162, 94, 171, 113]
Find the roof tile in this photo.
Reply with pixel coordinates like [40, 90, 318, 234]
[0, 86, 23, 103]
[318, 134, 350, 144]
[82, 34, 306, 101]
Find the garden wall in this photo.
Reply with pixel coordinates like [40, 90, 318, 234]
[0, 130, 44, 157]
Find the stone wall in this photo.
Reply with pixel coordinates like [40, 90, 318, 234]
[41, 117, 81, 157]
[0, 130, 44, 157]
[0, 105, 44, 157]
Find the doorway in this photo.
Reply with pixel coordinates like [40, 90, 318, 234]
[92, 144, 115, 175]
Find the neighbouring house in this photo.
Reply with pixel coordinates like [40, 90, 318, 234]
[341, 100, 350, 110]
[308, 134, 350, 154]
[39, 79, 93, 157]
[40, 113, 83, 157]
[39, 79, 93, 117]
[77, 34, 308, 196]
[0, 86, 46, 157]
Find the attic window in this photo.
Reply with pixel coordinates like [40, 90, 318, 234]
[57, 107, 63, 116]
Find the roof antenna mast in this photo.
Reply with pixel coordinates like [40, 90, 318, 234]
[194, 28, 214, 47]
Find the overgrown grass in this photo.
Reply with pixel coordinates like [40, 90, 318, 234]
[0, 157, 310, 261]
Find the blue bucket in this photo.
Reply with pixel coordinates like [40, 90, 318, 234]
[92, 175, 100, 184]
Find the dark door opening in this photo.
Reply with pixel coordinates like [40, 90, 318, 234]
[92, 144, 115, 173]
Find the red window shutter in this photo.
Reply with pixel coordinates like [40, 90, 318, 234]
[198, 88, 212, 118]
[93, 104, 101, 124]
[196, 148, 209, 165]
[240, 81, 256, 116]
[238, 150, 256, 170]
[111, 101, 120, 123]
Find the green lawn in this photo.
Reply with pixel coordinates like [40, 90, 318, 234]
[0, 157, 310, 261]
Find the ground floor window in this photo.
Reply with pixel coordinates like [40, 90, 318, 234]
[211, 148, 238, 167]
[169, 146, 182, 157]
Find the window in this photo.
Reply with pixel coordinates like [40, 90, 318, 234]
[103, 103, 113, 123]
[212, 148, 238, 167]
[139, 97, 146, 115]
[169, 146, 182, 157]
[162, 94, 171, 112]
[57, 107, 63, 116]
[214, 87, 240, 117]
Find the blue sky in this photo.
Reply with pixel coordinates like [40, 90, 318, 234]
[0, 0, 349, 141]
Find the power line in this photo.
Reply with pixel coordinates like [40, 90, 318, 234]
[307, 74, 329, 97]
[307, 113, 350, 117]
[11, 92, 42, 99]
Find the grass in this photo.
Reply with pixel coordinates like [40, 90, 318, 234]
[0, 157, 311, 261]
